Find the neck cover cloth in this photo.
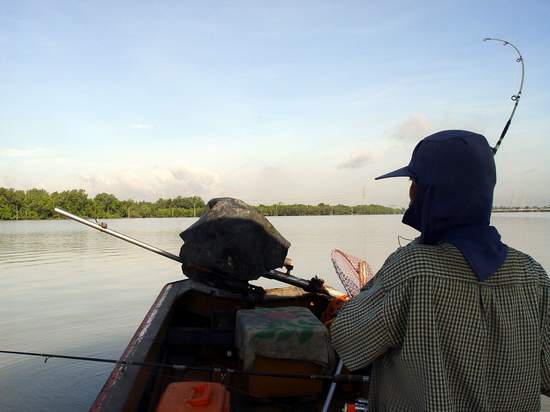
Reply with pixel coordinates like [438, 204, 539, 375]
[376, 130, 508, 281]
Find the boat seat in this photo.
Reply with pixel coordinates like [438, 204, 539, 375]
[235, 306, 332, 370]
[233, 306, 333, 398]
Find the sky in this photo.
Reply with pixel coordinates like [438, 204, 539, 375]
[1, 0, 549, 207]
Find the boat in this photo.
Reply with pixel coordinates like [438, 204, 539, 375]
[52, 201, 370, 411]
[90, 279, 369, 412]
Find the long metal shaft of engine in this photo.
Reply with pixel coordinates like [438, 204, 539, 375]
[54, 208, 183, 263]
[53, 208, 341, 297]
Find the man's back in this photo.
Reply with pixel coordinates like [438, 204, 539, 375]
[331, 242, 550, 411]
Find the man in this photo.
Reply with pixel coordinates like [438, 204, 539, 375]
[331, 130, 550, 411]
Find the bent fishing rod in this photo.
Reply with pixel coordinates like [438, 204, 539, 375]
[53, 208, 340, 297]
[0, 349, 368, 384]
[483, 37, 525, 155]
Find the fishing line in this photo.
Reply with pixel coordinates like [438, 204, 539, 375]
[0, 349, 369, 384]
[483, 38, 525, 155]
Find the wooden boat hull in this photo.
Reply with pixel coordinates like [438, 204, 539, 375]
[90, 280, 366, 411]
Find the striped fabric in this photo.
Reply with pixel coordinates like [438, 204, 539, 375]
[331, 241, 550, 411]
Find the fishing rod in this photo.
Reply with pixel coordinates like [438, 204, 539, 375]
[483, 37, 525, 155]
[53, 208, 340, 297]
[0, 349, 368, 384]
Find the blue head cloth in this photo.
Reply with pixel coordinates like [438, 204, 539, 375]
[376, 130, 508, 281]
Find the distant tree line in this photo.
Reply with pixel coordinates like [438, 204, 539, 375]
[0, 187, 206, 220]
[0, 187, 403, 220]
[256, 202, 403, 216]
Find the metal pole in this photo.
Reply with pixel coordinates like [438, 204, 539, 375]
[54, 208, 182, 263]
[54, 208, 343, 297]
[322, 360, 344, 412]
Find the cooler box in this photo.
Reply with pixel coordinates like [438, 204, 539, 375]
[156, 382, 230, 412]
[233, 306, 333, 398]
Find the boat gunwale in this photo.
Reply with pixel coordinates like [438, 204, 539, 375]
[90, 280, 182, 411]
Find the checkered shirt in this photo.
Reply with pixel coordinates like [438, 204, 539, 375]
[331, 241, 550, 411]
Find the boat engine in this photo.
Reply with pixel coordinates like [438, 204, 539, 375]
[179, 197, 291, 291]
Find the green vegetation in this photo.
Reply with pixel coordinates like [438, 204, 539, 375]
[256, 202, 402, 216]
[0, 187, 403, 220]
[0, 187, 206, 220]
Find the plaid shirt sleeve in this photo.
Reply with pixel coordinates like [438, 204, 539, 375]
[537, 259, 550, 396]
[330, 250, 409, 371]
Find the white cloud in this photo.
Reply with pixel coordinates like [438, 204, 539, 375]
[0, 148, 51, 158]
[386, 113, 432, 141]
[130, 123, 154, 129]
[337, 150, 371, 170]
[169, 166, 220, 189]
[79, 164, 223, 200]
[0, 174, 14, 187]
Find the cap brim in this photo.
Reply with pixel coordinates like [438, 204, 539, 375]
[375, 165, 412, 180]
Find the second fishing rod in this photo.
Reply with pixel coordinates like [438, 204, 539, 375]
[0, 350, 369, 384]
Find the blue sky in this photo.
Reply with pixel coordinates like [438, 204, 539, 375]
[1, 1, 549, 206]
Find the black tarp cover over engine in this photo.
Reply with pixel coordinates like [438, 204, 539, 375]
[179, 197, 291, 289]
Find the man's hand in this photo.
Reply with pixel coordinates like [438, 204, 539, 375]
[321, 294, 350, 327]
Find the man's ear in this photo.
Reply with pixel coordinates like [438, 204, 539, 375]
[409, 181, 417, 202]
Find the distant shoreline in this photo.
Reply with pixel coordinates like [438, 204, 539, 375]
[492, 208, 550, 213]
[3, 209, 550, 223]
[1, 186, 548, 220]
[0, 186, 403, 220]
[0, 207, 404, 221]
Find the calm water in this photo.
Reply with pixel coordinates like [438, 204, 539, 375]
[1, 214, 549, 411]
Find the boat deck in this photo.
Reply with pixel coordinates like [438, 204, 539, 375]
[91, 280, 368, 412]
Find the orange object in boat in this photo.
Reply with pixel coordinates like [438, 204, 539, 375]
[156, 382, 230, 412]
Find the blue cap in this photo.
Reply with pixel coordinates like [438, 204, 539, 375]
[375, 165, 413, 180]
[375, 130, 494, 185]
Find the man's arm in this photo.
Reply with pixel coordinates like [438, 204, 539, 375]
[537, 260, 550, 396]
[330, 272, 408, 371]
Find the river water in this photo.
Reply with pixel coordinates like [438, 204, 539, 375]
[1, 214, 549, 411]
